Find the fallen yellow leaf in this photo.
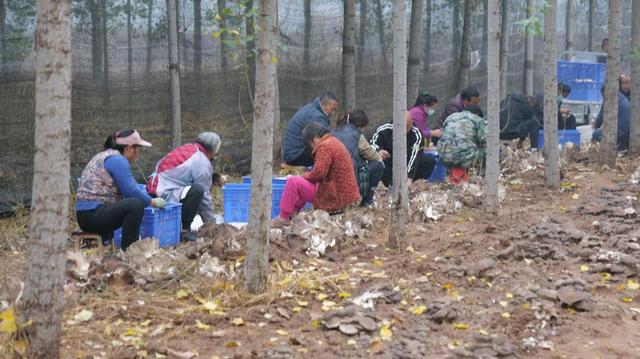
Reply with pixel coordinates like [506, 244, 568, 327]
[499, 301, 509, 307]
[621, 297, 634, 303]
[442, 283, 454, 290]
[379, 325, 392, 341]
[627, 280, 640, 290]
[409, 305, 427, 315]
[276, 329, 289, 336]
[338, 292, 352, 299]
[139, 319, 151, 327]
[580, 264, 590, 272]
[195, 320, 211, 330]
[522, 303, 531, 310]
[501, 312, 511, 319]
[452, 323, 469, 330]
[373, 258, 384, 267]
[176, 289, 191, 299]
[225, 341, 240, 348]
[0, 307, 17, 334]
[297, 301, 309, 307]
[231, 317, 245, 326]
[505, 293, 513, 299]
[311, 319, 321, 329]
[317, 293, 328, 301]
[292, 306, 302, 313]
[202, 301, 218, 313]
[347, 339, 357, 346]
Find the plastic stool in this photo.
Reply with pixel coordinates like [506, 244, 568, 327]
[449, 167, 469, 184]
[72, 231, 115, 256]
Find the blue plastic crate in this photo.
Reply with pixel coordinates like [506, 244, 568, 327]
[114, 203, 182, 248]
[242, 176, 288, 185]
[425, 150, 447, 183]
[557, 61, 605, 102]
[223, 183, 286, 223]
[538, 129, 581, 149]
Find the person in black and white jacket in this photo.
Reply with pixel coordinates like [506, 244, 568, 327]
[370, 115, 436, 187]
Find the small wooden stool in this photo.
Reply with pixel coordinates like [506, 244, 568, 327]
[72, 231, 115, 257]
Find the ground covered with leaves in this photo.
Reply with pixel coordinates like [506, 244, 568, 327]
[2, 145, 640, 358]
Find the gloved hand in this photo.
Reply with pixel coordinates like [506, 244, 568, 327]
[151, 197, 166, 209]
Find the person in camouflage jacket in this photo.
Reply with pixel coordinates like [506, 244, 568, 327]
[437, 105, 486, 169]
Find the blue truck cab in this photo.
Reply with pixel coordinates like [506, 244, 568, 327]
[557, 51, 606, 126]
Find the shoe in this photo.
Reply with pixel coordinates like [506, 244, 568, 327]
[271, 216, 290, 229]
[181, 230, 197, 242]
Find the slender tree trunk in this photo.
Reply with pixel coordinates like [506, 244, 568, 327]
[90, 0, 104, 83]
[499, 0, 509, 99]
[485, 0, 500, 214]
[246, 0, 256, 93]
[343, 0, 356, 109]
[168, 0, 182, 148]
[217, 0, 228, 80]
[0, 0, 6, 73]
[20, 0, 72, 356]
[374, 0, 388, 68]
[457, 0, 474, 90]
[146, 0, 153, 74]
[194, 0, 202, 120]
[523, 0, 534, 96]
[389, 0, 408, 249]
[273, 70, 282, 164]
[101, 0, 109, 107]
[543, 0, 559, 188]
[245, 0, 276, 295]
[565, 0, 573, 51]
[630, 0, 640, 154]
[407, 0, 425, 106]
[588, 0, 595, 51]
[127, 0, 133, 124]
[482, 0, 488, 70]
[424, 0, 432, 74]
[600, 0, 622, 167]
[357, 0, 367, 71]
[303, 0, 312, 95]
[451, 0, 461, 74]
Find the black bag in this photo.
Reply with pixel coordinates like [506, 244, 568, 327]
[357, 165, 369, 198]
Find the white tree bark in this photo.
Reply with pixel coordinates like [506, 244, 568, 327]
[543, 0, 560, 188]
[523, 0, 534, 96]
[245, 0, 276, 294]
[388, 0, 408, 249]
[499, 0, 509, 99]
[167, 0, 182, 148]
[600, 0, 622, 167]
[588, 0, 596, 51]
[630, 0, 640, 155]
[485, 0, 500, 214]
[457, 0, 474, 90]
[343, 0, 356, 109]
[407, 0, 425, 106]
[565, 0, 573, 51]
[20, 0, 72, 357]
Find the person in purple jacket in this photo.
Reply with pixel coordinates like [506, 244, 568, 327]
[408, 91, 442, 143]
[76, 129, 165, 250]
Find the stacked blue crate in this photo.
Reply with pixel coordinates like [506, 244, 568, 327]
[537, 129, 581, 149]
[223, 183, 287, 223]
[557, 61, 605, 102]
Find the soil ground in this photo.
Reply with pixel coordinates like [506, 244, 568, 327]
[1, 153, 640, 359]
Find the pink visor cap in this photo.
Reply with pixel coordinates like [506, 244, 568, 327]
[115, 130, 152, 147]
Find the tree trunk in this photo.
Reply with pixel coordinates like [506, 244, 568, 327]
[565, 0, 573, 51]
[374, 0, 388, 68]
[20, 0, 72, 356]
[343, 0, 356, 109]
[457, 0, 474, 90]
[407, 0, 425, 107]
[273, 69, 282, 164]
[630, 0, 640, 155]
[194, 0, 202, 74]
[146, 0, 153, 74]
[127, 0, 133, 124]
[523, 0, 534, 96]
[217, 0, 228, 79]
[168, 0, 182, 148]
[451, 0, 460, 74]
[245, 0, 276, 294]
[357, 0, 367, 71]
[424, 0, 432, 74]
[600, 0, 622, 167]
[485, 0, 500, 214]
[101, 0, 110, 108]
[303, 0, 312, 96]
[499, 0, 509, 99]
[0, 0, 6, 73]
[246, 0, 256, 92]
[482, 0, 488, 70]
[388, 0, 408, 250]
[543, 0, 560, 188]
[90, 0, 104, 83]
[588, 0, 595, 51]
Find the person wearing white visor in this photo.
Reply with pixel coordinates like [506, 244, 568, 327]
[76, 129, 165, 250]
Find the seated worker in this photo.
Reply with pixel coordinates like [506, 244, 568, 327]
[499, 93, 540, 150]
[370, 115, 436, 187]
[282, 93, 339, 167]
[533, 82, 577, 130]
[147, 132, 223, 242]
[592, 84, 631, 151]
[76, 130, 165, 251]
[409, 90, 442, 141]
[272, 123, 360, 227]
[436, 87, 481, 129]
[620, 74, 631, 101]
[332, 110, 385, 207]
[437, 105, 486, 171]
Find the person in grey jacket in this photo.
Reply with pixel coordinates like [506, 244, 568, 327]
[282, 93, 339, 167]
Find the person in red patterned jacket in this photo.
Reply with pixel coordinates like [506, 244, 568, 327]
[272, 123, 360, 227]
